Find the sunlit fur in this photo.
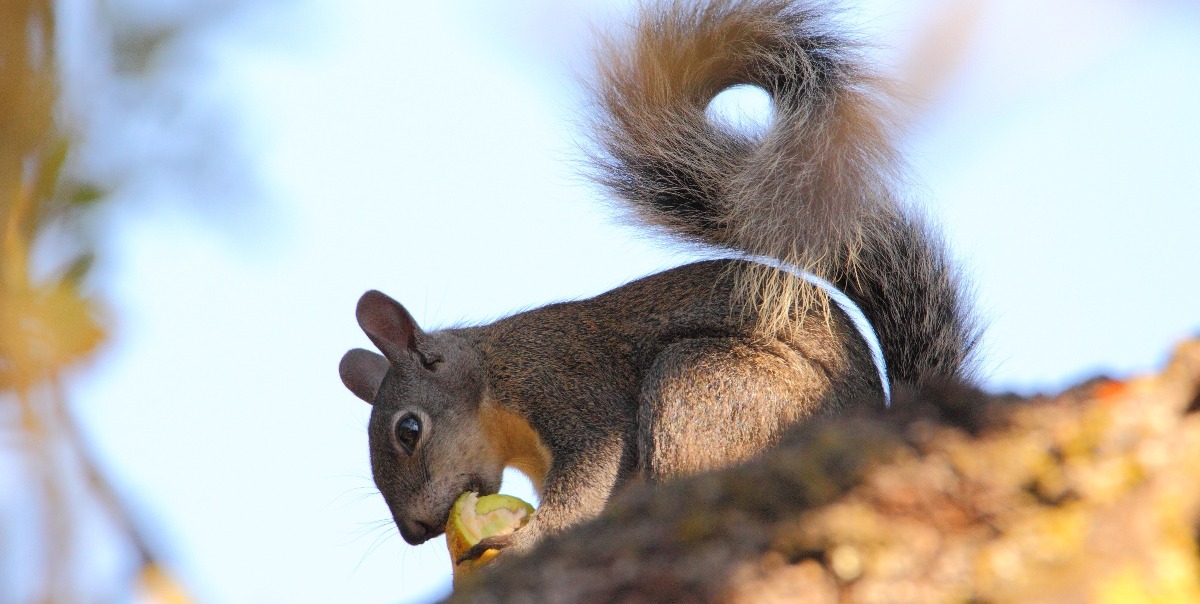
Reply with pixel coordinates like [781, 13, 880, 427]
[588, 0, 979, 380]
[341, 0, 982, 559]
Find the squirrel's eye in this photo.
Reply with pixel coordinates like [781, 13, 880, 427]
[395, 414, 421, 454]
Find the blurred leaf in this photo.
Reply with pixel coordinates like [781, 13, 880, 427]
[113, 25, 181, 76]
[897, 0, 989, 122]
[137, 564, 194, 604]
[61, 252, 95, 285]
[0, 278, 106, 389]
[33, 138, 69, 204]
[1, 0, 212, 599]
[68, 183, 107, 206]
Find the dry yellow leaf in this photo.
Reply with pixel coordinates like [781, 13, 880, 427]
[0, 279, 106, 389]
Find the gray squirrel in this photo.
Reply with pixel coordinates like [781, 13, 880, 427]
[338, 0, 978, 563]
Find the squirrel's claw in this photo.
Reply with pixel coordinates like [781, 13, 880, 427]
[456, 534, 514, 565]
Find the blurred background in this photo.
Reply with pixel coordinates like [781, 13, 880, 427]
[1, 0, 1197, 602]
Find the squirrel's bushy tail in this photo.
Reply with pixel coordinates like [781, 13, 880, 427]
[589, 0, 979, 383]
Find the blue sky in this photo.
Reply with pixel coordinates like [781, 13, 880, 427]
[60, 0, 1200, 602]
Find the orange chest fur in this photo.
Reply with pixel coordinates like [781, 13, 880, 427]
[481, 402, 552, 494]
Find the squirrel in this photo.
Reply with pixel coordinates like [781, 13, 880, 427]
[338, 0, 978, 563]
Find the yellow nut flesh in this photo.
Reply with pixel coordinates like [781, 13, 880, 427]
[446, 492, 535, 583]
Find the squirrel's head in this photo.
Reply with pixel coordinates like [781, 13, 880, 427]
[339, 290, 503, 545]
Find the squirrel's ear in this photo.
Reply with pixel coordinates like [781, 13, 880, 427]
[355, 290, 421, 361]
[340, 348, 389, 404]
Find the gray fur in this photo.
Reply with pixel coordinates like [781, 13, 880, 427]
[338, 0, 978, 560]
[589, 0, 979, 379]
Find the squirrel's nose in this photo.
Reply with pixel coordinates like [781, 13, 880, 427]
[399, 518, 436, 545]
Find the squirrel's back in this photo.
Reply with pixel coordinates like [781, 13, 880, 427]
[588, 0, 979, 385]
[336, 0, 982, 561]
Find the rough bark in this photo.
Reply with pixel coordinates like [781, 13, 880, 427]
[448, 338, 1200, 603]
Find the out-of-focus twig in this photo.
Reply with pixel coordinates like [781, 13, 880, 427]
[1, 0, 194, 601]
[48, 380, 155, 567]
[893, 0, 989, 125]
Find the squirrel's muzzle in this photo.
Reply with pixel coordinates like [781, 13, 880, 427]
[398, 518, 439, 545]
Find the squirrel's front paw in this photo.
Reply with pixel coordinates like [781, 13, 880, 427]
[456, 533, 516, 565]
[459, 524, 540, 561]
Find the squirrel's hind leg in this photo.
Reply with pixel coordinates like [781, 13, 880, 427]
[637, 337, 838, 483]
